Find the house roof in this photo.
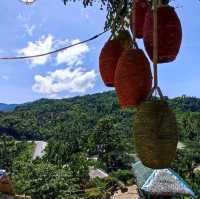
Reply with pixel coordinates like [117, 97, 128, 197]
[89, 168, 109, 179]
[132, 162, 153, 188]
[194, 165, 200, 173]
[0, 170, 6, 179]
[132, 162, 195, 197]
[0, 170, 14, 195]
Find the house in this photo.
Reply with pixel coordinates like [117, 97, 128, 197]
[0, 170, 31, 199]
[193, 165, 200, 173]
[132, 161, 195, 198]
[0, 170, 14, 196]
[89, 167, 109, 180]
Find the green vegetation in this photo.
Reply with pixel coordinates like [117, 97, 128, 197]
[0, 91, 200, 198]
[0, 92, 122, 140]
[111, 169, 134, 185]
[63, 0, 132, 34]
[0, 135, 31, 171]
[172, 145, 200, 196]
[61, 0, 172, 34]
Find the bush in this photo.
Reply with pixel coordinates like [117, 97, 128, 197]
[85, 188, 105, 199]
[111, 169, 134, 185]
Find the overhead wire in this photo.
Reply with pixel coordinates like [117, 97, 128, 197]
[0, 29, 109, 60]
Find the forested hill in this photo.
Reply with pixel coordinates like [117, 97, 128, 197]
[0, 91, 200, 141]
[169, 95, 200, 112]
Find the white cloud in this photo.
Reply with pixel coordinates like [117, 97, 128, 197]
[56, 39, 90, 66]
[24, 24, 36, 36]
[18, 36, 90, 67]
[18, 35, 53, 66]
[32, 67, 96, 96]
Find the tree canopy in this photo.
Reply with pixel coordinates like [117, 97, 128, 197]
[62, 0, 171, 34]
[1, 91, 200, 197]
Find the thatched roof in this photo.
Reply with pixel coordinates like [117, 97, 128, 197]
[89, 168, 109, 179]
[132, 162, 195, 197]
[194, 165, 200, 173]
[0, 170, 14, 195]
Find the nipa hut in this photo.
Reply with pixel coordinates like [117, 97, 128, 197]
[132, 162, 195, 198]
[89, 167, 109, 180]
[0, 170, 31, 199]
[0, 170, 14, 196]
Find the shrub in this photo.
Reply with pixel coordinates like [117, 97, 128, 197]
[111, 169, 134, 185]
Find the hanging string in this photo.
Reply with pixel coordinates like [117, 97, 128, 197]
[131, 1, 139, 50]
[153, 0, 158, 88]
[0, 30, 109, 60]
[147, 0, 163, 99]
[152, 0, 164, 99]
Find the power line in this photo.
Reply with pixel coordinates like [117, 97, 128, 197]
[0, 30, 109, 60]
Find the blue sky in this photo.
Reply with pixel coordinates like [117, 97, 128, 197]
[0, 0, 199, 104]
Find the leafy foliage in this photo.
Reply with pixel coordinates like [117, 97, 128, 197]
[92, 116, 133, 171]
[1, 92, 200, 197]
[111, 169, 134, 185]
[0, 92, 120, 140]
[2, 92, 200, 144]
[85, 177, 117, 199]
[63, 0, 132, 34]
[172, 146, 200, 196]
[0, 135, 29, 171]
[25, 162, 80, 199]
[10, 141, 82, 199]
[61, 0, 173, 34]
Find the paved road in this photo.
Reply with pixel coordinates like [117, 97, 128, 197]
[31, 141, 184, 161]
[32, 141, 47, 160]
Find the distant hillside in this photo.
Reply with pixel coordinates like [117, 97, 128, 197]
[0, 91, 122, 139]
[0, 103, 18, 112]
[0, 91, 200, 141]
[168, 95, 200, 112]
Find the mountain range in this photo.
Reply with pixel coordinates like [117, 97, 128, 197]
[0, 103, 18, 112]
[0, 91, 200, 141]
